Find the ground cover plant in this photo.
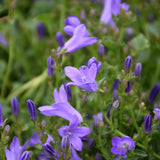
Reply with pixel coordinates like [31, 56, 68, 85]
[0, 0, 160, 159]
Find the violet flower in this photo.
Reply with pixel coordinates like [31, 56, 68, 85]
[64, 15, 81, 36]
[135, 62, 142, 77]
[58, 115, 91, 151]
[37, 22, 46, 39]
[112, 79, 121, 90]
[0, 104, 3, 127]
[100, 0, 129, 26]
[111, 136, 135, 155]
[5, 136, 30, 160]
[38, 84, 83, 123]
[144, 114, 152, 134]
[88, 57, 102, 73]
[125, 56, 132, 72]
[56, 32, 65, 47]
[98, 43, 105, 57]
[11, 97, 19, 116]
[65, 57, 101, 92]
[47, 56, 55, 77]
[70, 146, 82, 160]
[64, 82, 72, 100]
[125, 81, 131, 93]
[154, 108, 160, 122]
[63, 24, 97, 53]
[42, 143, 57, 158]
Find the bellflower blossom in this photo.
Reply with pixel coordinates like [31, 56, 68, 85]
[100, 0, 129, 26]
[64, 15, 81, 36]
[38, 84, 83, 123]
[154, 108, 160, 122]
[58, 115, 91, 151]
[5, 136, 30, 160]
[111, 136, 135, 155]
[65, 57, 101, 92]
[63, 24, 97, 53]
[70, 146, 82, 160]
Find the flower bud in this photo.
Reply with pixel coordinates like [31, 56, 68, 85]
[113, 90, 118, 100]
[115, 155, 120, 160]
[56, 32, 64, 47]
[47, 56, 55, 77]
[4, 125, 10, 134]
[122, 154, 127, 160]
[64, 83, 72, 100]
[98, 43, 105, 57]
[135, 62, 142, 77]
[125, 81, 131, 93]
[0, 104, 3, 127]
[112, 79, 120, 90]
[95, 152, 102, 160]
[20, 151, 30, 160]
[82, 93, 88, 103]
[112, 100, 119, 109]
[80, 9, 86, 21]
[144, 114, 152, 134]
[124, 56, 132, 71]
[26, 99, 37, 121]
[41, 120, 46, 128]
[107, 104, 112, 119]
[148, 83, 160, 103]
[87, 139, 95, 150]
[43, 143, 56, 158]
[37, 22, 46, 39]
[11, 97, 19, 116]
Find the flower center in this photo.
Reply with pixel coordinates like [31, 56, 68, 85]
[120, 143, 129, 153]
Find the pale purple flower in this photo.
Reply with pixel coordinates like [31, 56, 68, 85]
[58, 115, 91, 151]
[64, 15, 81, 36]
[0, 33, 8, 46]
[100, 0, 129, 26]
[47, 56, 55, 77]
[65, 57, 100, 92]
[93, 112, 103, 129]
[0, 104, 3, 127]
[70, 146, 82, 160]
[111, 136, 135, 155]
[154, 108, 160, 122]
[38, 84, 83, 123]
[5, 136, 30, 160]
[88, 57, 102, 73]
[63, 24, 97, 53]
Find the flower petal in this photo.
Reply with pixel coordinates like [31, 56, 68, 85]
[70, 136, 83, 151]
[71, 127, 91, 137]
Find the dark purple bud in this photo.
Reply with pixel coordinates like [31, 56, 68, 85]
[87, 139, 95, 150]
[37, 22, 46, 39]
[113, 90, 118, 100]
[38, 152, 50, 160]
[147, 13, 154, 22]
[148, 83, 160, 103]
[20, 151, 30, 160]
[125, 28, 134, 41]
[144, 114, 152, 134]
[122, 155, 127, 160]
[81, 135, 89, 141]
[95, 152, 102, 160]
[0, 104, 3, 127]
[56, 32, 64, 47]
[115, 155, 120, 160]
[135, 62, 142, 77]
[43, 143, 56, 158]
[26, 99, 37, 121]
[125, 81, 131, 93]
[107, 104, 112, 119]
[47, 56, 55, 77]
[64, 83, 72, 100]
[0, 33, 8, 46]
[125, 56, 132, 72]
[98, 43, 105, 57]
[112, 79, 120, 90]
[11, 97, 19, 116]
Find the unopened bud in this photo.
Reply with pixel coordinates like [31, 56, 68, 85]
[125, 56, 132, 72]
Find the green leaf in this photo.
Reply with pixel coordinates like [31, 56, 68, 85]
[134, 150, 148, 158]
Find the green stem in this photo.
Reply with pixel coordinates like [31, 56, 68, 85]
[6, 69, 48, 103]
[153, 152, 160, 159]
[1, 39, 14, 98]
[60, 0, 66, 31]
[0, 130, 5, 160]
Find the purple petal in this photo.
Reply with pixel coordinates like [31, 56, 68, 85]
[70, 136, 83, 151]
[154, 108, 160, 122]
[112, 137, 121, 146]
[71, 127, 91, 137]
[10, 136, 21, 152]
[70, 147, 82, 160]
[64, 25, 74, 36]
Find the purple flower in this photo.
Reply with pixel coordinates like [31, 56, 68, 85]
[111, 136, 135, 155]
[37, 22, 46, 39]
[20, 151, 30, 160]
[144, 114, 152, 134]
[5, 136, 30, 160]
[135, 62, 142, 77]
[43, 143, 57, 158]
[64, 15, 81, 36]
[70, 146, 82, 160]
[95, 152, 102, 160]
[47, 56, 55, 77]
[58, 115, 91, 151]
[154, 108, 160, 122]
[65, 57, 100, 92]
[0, 33, 8, 46]
[11, 97, 19, 116]
[64, 83, 72, 100]
[88, 57, 102, 73]
[112, 79, 121, 90]
[98, 43, 105, 57]
[26, 99, 37, 121]
[125, 56, 132, 72]
[0, 104, 3, 127]
[148, 83, 160, 103]
[100, 0, 129, 26]
[38, 84, 83, 123]
[56, 32, 65, 47]
[93, 112, 103, 129]
[63, 24, 97, 53]
[125, 81, 131, 93]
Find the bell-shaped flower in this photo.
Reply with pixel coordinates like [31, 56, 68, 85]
[63, 24, 97, 53]
[65, 58, 101, 92]
[70, 146, 82, 160]
[5, 136, 30, 160]
[38, 84, 83, 123]
[154, 108, 160, 122]
[58, 115, 91, 151]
